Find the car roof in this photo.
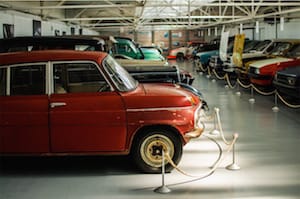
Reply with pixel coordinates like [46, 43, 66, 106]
[271, 39, 300, 43]
[0, 50, 108, 66]
[0, 36, 116, 53]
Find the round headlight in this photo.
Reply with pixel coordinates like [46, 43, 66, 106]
[287, 77, 296, 86]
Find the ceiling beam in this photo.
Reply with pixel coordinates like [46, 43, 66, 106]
[9, 2, 300, 10]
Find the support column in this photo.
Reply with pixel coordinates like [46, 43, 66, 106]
[134, 30, 138, 41]
[186, 29, 190, 43]
[151, 30, 155, 45]
[168, 30, 172, 53]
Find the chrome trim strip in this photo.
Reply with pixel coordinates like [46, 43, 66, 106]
[127, 106, 193, 112]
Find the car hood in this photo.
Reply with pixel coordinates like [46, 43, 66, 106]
[117, 59, 168, 67]
[242, 52, 265, 59]
[277, 65, 300, 77]
[121, 83, 199, 109]
[250, 57, 293, 69]
[196, 50, 218, 57]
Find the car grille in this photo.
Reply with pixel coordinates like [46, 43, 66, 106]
[276, 73, 299, 86]
[249, 67, 256, 74]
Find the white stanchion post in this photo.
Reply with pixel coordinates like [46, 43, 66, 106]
[154, 150, 171, 194]
[210, 108, 220, 135]
[226, 134, 241, 171]
[249, 86, 255, 103]
[272, 92, 279, 112]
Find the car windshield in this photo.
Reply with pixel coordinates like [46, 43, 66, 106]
[255, 40, 271, 51]
[103, 55, 137, 92]
[268, 42, 291, 56]
[285, 43, 300, 58]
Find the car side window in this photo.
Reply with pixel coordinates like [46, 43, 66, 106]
[0, 68, 6, 96]
[10, 65, 45, 96]
[53, 62, 110, 93]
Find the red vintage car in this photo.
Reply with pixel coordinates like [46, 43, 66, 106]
[0, 50, 203, 173]
[248, 40, 300, 86]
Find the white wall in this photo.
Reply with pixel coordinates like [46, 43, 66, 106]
[0, 10, 99, 38]
[228, 19, 300, 40]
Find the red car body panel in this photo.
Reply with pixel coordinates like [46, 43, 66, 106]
[0, 50, 201, 155]
[0, 95, 49, 153]
[250, 58, 300, 86]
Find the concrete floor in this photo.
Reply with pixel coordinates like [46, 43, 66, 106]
[1, 60, 300, 199]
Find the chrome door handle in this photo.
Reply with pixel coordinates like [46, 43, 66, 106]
[50, 102, 66, 108]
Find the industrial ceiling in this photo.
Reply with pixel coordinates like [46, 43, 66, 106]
[1, 0, 300, 32]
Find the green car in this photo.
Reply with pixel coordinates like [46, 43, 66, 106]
[140, 46, 165, 61]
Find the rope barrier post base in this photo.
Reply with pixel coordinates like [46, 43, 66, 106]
[225, 85, 229, 89]
[154, 150, 171, 194]
[272, 106, 279, 112]
[226, 134, 240, 171]
[212, 79, 216, 82]
[199, 72, 203, 75]
[226, 162, 241, 171]
[210, 129, 220, 136]
[249, 98, 255, 104]
[206, 75, 211, 79]
[236, 83, 241, 96]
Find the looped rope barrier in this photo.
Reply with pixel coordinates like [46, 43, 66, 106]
[152, 107, 240, 193]
[164, 133, 239, 186]
[163, 107, 237, 178]
[251, 84, 276, 96]
[200, 109, 216, 121]
[214, 108, 232, 145]
[212, 69, 226, 80]
[195, 60, 208, 72]
[207, 66, 212, 76]
[225, 73, 237, 89]
[276, 91, 300, 108]
[204, 72, 300, 109]
[237, 78, 252, 89]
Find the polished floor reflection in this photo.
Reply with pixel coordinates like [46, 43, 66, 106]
[1, 60, 300, 199]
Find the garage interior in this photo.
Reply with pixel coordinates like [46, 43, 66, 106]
[1, 1, 300, 199]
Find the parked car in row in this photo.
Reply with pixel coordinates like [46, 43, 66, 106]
[273, 66, 300, 101]
[248, 40, 300, 86]
[167, 41, 206, 61]
[221, 40, 272, 73]
[235, 39, 298, 81]
[0, 36, 195, 85]
[140, 46, 165, 61]
[0, 50, 204, 173]
[195, 36, 235, 70]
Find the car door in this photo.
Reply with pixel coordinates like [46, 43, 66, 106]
[0, 64, 49, 153]
[49, 61, 127, 153]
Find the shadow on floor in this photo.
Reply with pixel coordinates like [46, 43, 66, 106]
[0, 155, 139, 176]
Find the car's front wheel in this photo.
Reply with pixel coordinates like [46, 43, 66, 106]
[132, 128, 183, 173]
[176, 53, 185, 62]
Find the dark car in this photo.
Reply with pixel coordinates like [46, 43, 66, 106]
[273, 66, 300, 100]
[0, 36, 109, 53]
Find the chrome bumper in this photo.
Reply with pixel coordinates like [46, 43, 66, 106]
[184, 127, 204, 139]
